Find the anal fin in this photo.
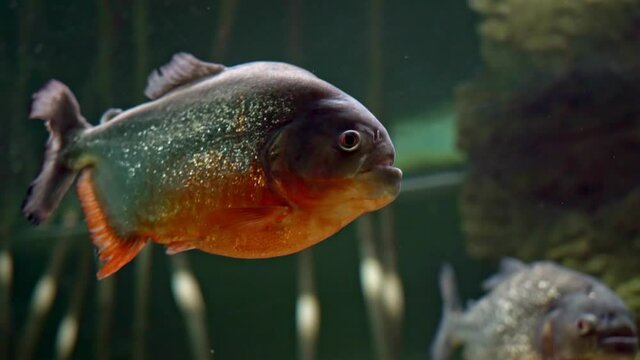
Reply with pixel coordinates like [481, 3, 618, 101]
[166, 242, 196, 255]
[77, 171, 148, 279]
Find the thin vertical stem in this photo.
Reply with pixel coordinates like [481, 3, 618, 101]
[296, 250, 319, 360]
[95, 277, 115, 360]
[131, 1, 152, 358]
[212, 0, 239, 61]
[357, 214, 390, 360]
[16, 210, 78, 360]
[379, 208, 403, 360]
[0, 23, 14, 352]
[367, 0, 384, 116]
[131, 245, 152, 360]
[95, 0, 113, 108]
[132, 0, 149, 97]
[92, 2, 116, 359]
[283, 0, 319, 356]
[285, 3, 318, 359]
[5, 15, 39, 357]
[362, 0, 404, 357]
[54, 244, 92, 360]
[286, 0, 303, 64]
[170, 254, 211, 360]
[0, 244, 13, 360]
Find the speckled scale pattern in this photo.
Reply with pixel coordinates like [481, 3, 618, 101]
[453, 262, 605, 359]
[75, 82, 295, 233]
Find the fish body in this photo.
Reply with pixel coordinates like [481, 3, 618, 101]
[22, 53, 402, 278]
[432, 259, 638, 360]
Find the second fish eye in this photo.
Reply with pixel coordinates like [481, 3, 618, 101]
[338, 130, 361, 151]
[576, 314, 597, 336]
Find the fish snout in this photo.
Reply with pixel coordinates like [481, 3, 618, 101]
[362, 143, 402, 198]
[596, 312, 639, 355]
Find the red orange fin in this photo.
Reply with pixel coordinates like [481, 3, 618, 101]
[166, 242, 196, 255]
[76, 171, 147, 279]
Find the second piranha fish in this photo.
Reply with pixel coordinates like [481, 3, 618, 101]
[432, 258, 638, 360]
[22, 53, 402, 278]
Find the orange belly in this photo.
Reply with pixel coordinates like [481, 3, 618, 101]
[154, 202, 361, 258]
[78, 164, 391, 279]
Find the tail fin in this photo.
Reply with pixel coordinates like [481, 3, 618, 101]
[431, 264, 462, 360]
[21, 80, 91, 224]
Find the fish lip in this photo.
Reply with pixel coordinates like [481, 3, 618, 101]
[362, 153, 399, 174]
[359, 163, 403, 199]
[365, 159, 402, 178]
[373, 164, 403, 177]
[375, 154, 394, 167]
[598, 335, 639, 354]
[357, 151, 402, 194]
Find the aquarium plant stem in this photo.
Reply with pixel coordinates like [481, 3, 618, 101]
[54, 244, 91, 360]
[16, 210, 77, 360]
[170, 254, 211, 360]
[132, 0, 149, 99]
[3, 1, 39, 356]
[95, 0, 114, 108]
[131, 245, 152, 360]
[361, 0, 402, 357]
[296, 250, 319, 360]
[95, 276, 115, 360]
[0, 244, 13, 360]
[285, 2, 319, 360]
[286, 0, 303, 64]
[367, 0, 384, 116]
[212, 0, 239, 61]
[379, 208, 404, 359]
[357, 214, 392, 360]
[131, 2, 152, 357]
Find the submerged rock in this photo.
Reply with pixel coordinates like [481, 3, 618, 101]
[458, 0, 640, 315]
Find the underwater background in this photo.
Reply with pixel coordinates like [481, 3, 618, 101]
[3, 0, 640, 359]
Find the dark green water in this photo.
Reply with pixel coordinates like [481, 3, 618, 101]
[1, 0, 490, 359]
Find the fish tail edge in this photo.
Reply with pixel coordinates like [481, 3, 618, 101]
[77, 171, 148, 279]
[431, 263, 462, 360]
[21, 80, 92, 224]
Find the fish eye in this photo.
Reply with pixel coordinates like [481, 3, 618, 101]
[576, 314, 597, 336]
[338, 130, 361, 152]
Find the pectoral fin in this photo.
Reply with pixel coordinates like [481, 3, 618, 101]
[207, 206, 291, 230]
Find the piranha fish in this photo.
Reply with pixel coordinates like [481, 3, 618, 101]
[432, 258, 638, 360]
[21, 53, 402, 279]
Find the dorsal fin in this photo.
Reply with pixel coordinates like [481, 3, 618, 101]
[99, 108, 122, 124]
[482, 257, 526, 291]
[144, 52, 225, 100]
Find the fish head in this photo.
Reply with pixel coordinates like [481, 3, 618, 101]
[264, 95, 402, 211]
[537, 285, 638, 359]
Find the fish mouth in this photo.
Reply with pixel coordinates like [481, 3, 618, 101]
[599, 328, 639, 355]
[374, 154, 394, 167]
[359, 154, 402, 197]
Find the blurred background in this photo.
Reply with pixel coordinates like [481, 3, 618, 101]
[1, 1, 483, 359]
[4, 0, 640, 359]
